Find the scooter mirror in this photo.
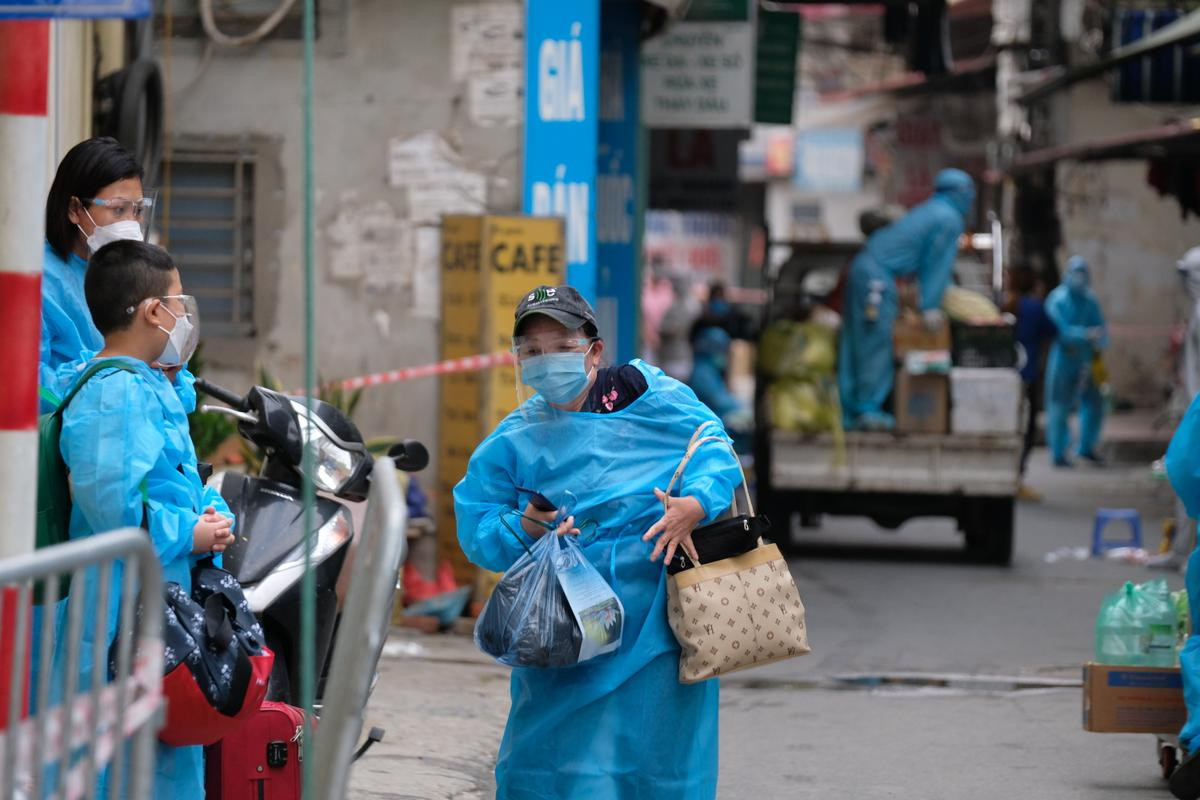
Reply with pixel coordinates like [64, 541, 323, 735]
[388, 439, 429, 472]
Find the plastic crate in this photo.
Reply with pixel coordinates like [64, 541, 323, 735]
[951, 323, 1017, 369]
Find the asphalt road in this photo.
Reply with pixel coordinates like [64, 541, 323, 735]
[351, 452, 1185, 799]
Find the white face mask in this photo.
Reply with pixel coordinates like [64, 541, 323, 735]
[157, 306, 196, 367]
[78, 208, 144, 254]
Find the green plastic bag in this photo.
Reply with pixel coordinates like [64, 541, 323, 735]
[1174, 589, 1191, 650]
[1095, 578, 1179, 667]
[758, 321, 837, 380]
[768, 378, 840, 434]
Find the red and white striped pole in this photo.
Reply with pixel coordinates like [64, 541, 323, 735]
[0, 19, 50, 724]
[0, 20, 48, 558]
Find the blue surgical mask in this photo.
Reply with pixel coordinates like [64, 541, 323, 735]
[521, 348, 595, 404]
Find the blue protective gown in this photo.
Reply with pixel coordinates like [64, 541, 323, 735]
[689, 327, 741, 422]
[455, 360, 742, 800]
[40, 242, 103, 405]
[837, 170, 973, 429]
[1166, 394, 1200, 752]
[54, 356, 233, 799]
[38, 241, 198, 413]
[1044, 257, 1107, 463]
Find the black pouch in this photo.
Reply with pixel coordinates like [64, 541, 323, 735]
[666, 514, 772, 575]
[660, 420, 772, 576]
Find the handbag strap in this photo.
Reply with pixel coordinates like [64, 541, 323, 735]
[662, 421, 754, 519]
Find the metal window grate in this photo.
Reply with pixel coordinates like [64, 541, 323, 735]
[164, 148, 256, 338]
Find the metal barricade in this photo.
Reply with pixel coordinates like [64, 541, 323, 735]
[313, 457, 407, 799]
[0, 529, 164, 800]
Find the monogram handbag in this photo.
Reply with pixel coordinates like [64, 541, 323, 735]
[663, 422, 810, 684]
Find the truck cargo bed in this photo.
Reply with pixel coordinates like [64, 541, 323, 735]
[769, 430, 1021, 497]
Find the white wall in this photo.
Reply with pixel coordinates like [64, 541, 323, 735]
[161, 0, 524, 448]
[1054, 81, 1200, 408]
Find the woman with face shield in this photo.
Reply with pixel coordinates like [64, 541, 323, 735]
[37, 138, 195, 410]
[455, 285, 743, 799]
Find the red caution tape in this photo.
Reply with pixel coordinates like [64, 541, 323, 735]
[331, 351, 516, 392]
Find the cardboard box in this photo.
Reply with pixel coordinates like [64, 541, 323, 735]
[894, 371, 948, 434]
[1082, 662, 1186, 733]
[893, 311, 951, 357]
[950, 368, 1023, 435]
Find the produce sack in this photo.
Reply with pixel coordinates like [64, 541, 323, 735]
[1095, 578, 1179, 667]
[475, 529, 624, 668]
[768, 377, 841, 434]
[941, 286, 1002, 323]
[758, 321, 837, 380]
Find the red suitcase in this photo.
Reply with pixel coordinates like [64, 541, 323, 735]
[205, 701, 311, 799]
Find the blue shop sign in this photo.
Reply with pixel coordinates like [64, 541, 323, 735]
[596, 0, 641, 363]
[523, 0, 599, 300]
[0, 0, 150, 18]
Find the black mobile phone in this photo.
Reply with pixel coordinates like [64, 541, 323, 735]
[516, 486, 556, 513]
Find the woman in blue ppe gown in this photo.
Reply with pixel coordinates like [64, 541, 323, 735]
[689, 325, 752, 452]
[39, 137, 199, 412]
[456, 286, 742, 800]
[837, 168, 975, 430]
[1043, 256, 1107, 466]
[31, 139, 198, 726]
[53, 245, 233, 798]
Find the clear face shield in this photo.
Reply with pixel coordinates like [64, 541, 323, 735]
[87, 189, 159, 240]
[512, 331, 599, 422]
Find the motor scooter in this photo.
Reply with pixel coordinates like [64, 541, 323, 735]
[195, 378, 428, 713]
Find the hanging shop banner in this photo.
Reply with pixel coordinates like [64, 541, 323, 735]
[755, 8, 799, 125]
[523, 0, 600, 300]
[0, 0, 149, 17]
[596, 0, 642, 365]
[650, 129, 740, 212]
[644, 210, 740, 286]
[641, 20, 755, 129]
[794, 128, 864, 193]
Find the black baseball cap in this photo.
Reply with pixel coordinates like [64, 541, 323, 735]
[513, 285, 598, 337]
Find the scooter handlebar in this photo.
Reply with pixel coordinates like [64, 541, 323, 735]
[195, 378, 249, 411]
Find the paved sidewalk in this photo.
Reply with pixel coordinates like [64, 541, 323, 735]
[347, 446, 1183, 798]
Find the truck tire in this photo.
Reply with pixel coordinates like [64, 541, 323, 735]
[964, 497, 1015, 566]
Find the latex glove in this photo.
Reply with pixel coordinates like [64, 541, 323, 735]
[922, 308, 946, 332]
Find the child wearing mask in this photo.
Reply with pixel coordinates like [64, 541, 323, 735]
[54, 239, 234, 797]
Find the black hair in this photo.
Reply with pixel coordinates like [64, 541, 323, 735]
[1010, 265, 1036, 295]
[45, 137, 143, 261]
[85, 241, 177, 335]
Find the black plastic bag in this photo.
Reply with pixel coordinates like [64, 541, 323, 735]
[474, 533, 583, 668]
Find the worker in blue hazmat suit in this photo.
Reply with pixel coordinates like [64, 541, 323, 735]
[1165, 396, 1200, 798]
[456, 285, 742, 799]
[1044, 255, 1108, 466]
[837, 168, 975, 430]
[689, 325, 752, 452]
[52, 241, 233, 798]
[39, 137, 197, 412]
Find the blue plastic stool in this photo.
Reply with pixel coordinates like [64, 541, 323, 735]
[1092, 508, 1143, 556]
